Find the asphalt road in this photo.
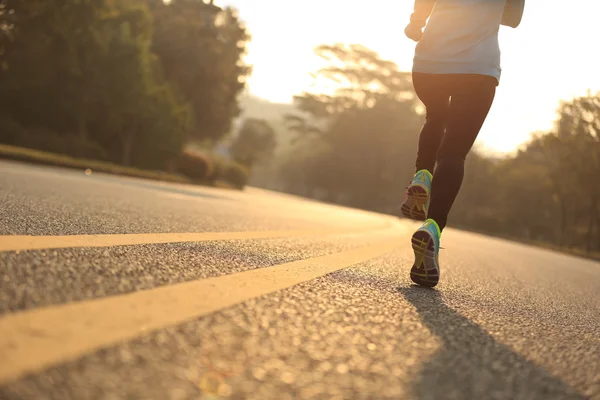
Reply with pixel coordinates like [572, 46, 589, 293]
[0, 160, 599, 400]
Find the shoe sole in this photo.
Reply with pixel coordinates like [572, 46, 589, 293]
[400, 185, 428, 221]
[410, 229, 440, 287]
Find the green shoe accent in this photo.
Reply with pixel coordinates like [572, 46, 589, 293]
[414, 170, 433, 188]
[421, 218, 441, 258]
[400, 171, 432, 221]
[424, 218, 441, 238]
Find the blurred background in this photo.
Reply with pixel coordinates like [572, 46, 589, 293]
[1, 0, 599, 255]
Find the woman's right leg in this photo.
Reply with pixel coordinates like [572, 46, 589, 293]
[426, 75, 497, 231]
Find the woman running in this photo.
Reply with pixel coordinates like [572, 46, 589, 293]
[400, 0, 525, 287]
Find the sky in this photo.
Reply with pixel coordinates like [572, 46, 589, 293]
[216, 0, 600, 154]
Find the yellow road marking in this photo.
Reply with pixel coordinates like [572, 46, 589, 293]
[0, 226, 387, 253]
[0, 237, 403, 384]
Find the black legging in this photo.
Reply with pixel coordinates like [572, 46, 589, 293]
[413, 72, 497, 231]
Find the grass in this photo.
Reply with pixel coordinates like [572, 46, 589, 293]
[0, 143, 199, 185]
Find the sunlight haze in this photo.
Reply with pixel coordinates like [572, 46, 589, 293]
[216, 0, 600, 154]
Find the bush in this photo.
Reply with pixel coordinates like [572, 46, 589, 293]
[0, 115, 27, 144]
[220, 161, 249, 189]
[66, 136, 108, 160]
[6, 127, 108, 161]
[206, 156, 249, 189]
[175, 150, 213, 180]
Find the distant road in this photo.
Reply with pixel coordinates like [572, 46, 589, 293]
[1, 160, 598, 400]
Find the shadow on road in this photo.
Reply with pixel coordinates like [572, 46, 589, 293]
[398, 286, 584, 400]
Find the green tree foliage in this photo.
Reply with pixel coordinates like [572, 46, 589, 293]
[283, 113, 323, 145]
[442, 92, 600, 253]
[0, 0, 249, 173]
[90, 1, 192, 168]
[230, 118, 276, 168]
[0, 0, 111, 151]
[279, 44, 423, 210]
[276, 43, 600, 254]
[146, 0, 251, 142]
[0, 0, 191, 168]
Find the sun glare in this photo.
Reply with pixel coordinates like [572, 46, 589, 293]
[220, 0, 600, 154]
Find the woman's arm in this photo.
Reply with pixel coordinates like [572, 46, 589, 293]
[501, 0, 525, 28]
[409, 0, 436, 29]
[405, 0, 435, 42]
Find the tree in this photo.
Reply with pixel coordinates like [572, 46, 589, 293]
[0, 0, 110, 150]
[550, 93, 600, 251]
[452, 93, 600, 253]
[147, 0, 251, 143]
[0, 0, 191, 168]
[274, 45, 600, 254]
[283, 114, 323, 143]
[278, 43, 423, 211]
[230, 118, 276, 168]
[90, 0, 191, 167]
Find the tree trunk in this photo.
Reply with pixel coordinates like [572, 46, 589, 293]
[76, 103, 88, 158]
[121, 117, 138, 167]
[596, 212, 600, 252]
[585, 198, 597, 253]
[554, 190, 568, 246]
[121, 129, 137, 167]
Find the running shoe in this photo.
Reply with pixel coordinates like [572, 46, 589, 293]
[410, 218, 441, 287]
[400, 169, 432, 221]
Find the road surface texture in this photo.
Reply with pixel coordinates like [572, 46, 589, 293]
[0, 160, 599, 400]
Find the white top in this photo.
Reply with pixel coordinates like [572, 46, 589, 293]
[412, 0, 524, 83]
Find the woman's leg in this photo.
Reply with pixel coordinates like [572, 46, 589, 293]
[412, 73, 451, 174]
[427, 75, 497, 230]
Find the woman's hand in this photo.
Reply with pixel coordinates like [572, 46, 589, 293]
[405, 23, 423, 42]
